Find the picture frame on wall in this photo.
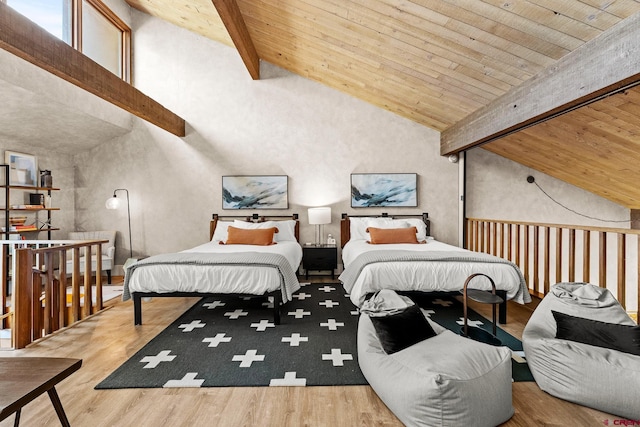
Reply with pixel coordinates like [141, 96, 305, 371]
[222, 175, 289, 209]
[351, 173, 418, 207]
[4, 151, 38, 187]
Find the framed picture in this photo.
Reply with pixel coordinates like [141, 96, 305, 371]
[4, 151, 38, 186]
[222, 175, 288, 209]
[351, 173, 418, 207]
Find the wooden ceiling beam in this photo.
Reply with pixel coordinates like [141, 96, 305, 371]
[211, 0, 260, 80]
[441, 12, 640, 156]
[0, 3, 185, 137]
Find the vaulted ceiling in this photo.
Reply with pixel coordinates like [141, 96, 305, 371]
[124, 0, 640, 209]
[125, 0, 640, 130]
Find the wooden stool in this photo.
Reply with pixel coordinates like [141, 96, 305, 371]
[460, 273, 504, 346]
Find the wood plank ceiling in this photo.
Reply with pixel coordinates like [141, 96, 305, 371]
[485, 86, 640, 208]
[125, 0, 640, 208]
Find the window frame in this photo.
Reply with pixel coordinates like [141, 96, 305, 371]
[3, 0, 130, 82]
[74, 0, 131, 82]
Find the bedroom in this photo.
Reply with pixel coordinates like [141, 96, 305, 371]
[1, 0, 638, 425]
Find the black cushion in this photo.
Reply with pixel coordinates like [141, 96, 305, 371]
[370, 304, 437, 354]
[552, 310, 640, 357]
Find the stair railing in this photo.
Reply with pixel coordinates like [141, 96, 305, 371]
[465, 218, 639, 322]
[4, 239, 107, 348]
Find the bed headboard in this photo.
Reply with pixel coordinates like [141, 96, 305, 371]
[340, 212, 430, 248]
[210, 213, 300, 241]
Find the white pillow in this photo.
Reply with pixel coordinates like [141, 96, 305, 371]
[364, 219, 413, 243]
[349, 217, 396, 241]
[405, 218, 428, 242]
[350, 217, 380, 241]
[273, 220, 297, 242]
[234, 220, 272, 229]
[211, 221, 233, 242]
[352, 217, 428, 242]
[233, 220, 280, 242]
[366, 219, 409, 230]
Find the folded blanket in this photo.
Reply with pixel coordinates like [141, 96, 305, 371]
[340, 250, 530, 304]
[123, 252, 300, 303]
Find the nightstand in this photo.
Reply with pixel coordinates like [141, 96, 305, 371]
[302, 244, 337, 279]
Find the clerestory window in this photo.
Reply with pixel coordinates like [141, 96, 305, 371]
[4, 0, 130, 82]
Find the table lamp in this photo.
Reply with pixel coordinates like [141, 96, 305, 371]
[308, 207, 331, 246]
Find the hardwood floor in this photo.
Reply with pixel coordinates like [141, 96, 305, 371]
[0, 277, 617, 427]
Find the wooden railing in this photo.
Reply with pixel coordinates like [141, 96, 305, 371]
[2, 239, 107, 348]
[466, 218, 639, 318]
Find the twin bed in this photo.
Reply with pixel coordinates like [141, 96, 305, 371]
[338, 214, 530, 321]
[124, 212, 529, 326]
[124, 214, 302, 325]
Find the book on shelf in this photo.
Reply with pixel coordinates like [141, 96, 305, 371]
[15, 224, 38, 231]
[2, 225, 39, 232]
[10, 204, 45, 209]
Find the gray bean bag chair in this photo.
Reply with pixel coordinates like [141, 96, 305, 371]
[358, 290, 514, 427]
[522, 282, 640, 419]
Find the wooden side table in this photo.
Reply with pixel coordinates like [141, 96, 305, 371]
[302, 244, 337, 279]
[0, 357, 82, 426]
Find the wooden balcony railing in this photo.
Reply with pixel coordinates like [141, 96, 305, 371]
[466, 218, 639, 320]
[2, 239, 108, 349]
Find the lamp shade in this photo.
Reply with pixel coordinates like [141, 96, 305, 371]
[105, 196, 121, 210]
[308, 207, 331, 225]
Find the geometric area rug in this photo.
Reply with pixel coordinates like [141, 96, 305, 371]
[96, 284, 532, 389]
[96, 282, 366, 388]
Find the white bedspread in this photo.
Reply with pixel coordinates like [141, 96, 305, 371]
[127, 241, 302, 297]
[339, 239, 530, 307]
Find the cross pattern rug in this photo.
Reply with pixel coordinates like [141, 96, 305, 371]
[96, 282, 365, 388]
[96, 285, 532, 389]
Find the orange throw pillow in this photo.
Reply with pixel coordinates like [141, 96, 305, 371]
[366, 226, 419, 244]
[225, 226, 278, 245]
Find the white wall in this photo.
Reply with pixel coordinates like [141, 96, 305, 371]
[466, 148, 629, 227]
[73, 10, 457, 267]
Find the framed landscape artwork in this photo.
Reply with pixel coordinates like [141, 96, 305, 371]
[222, 175, 289, 209]
[4, 151, 38, 187]
[351, 173, 418, 207]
